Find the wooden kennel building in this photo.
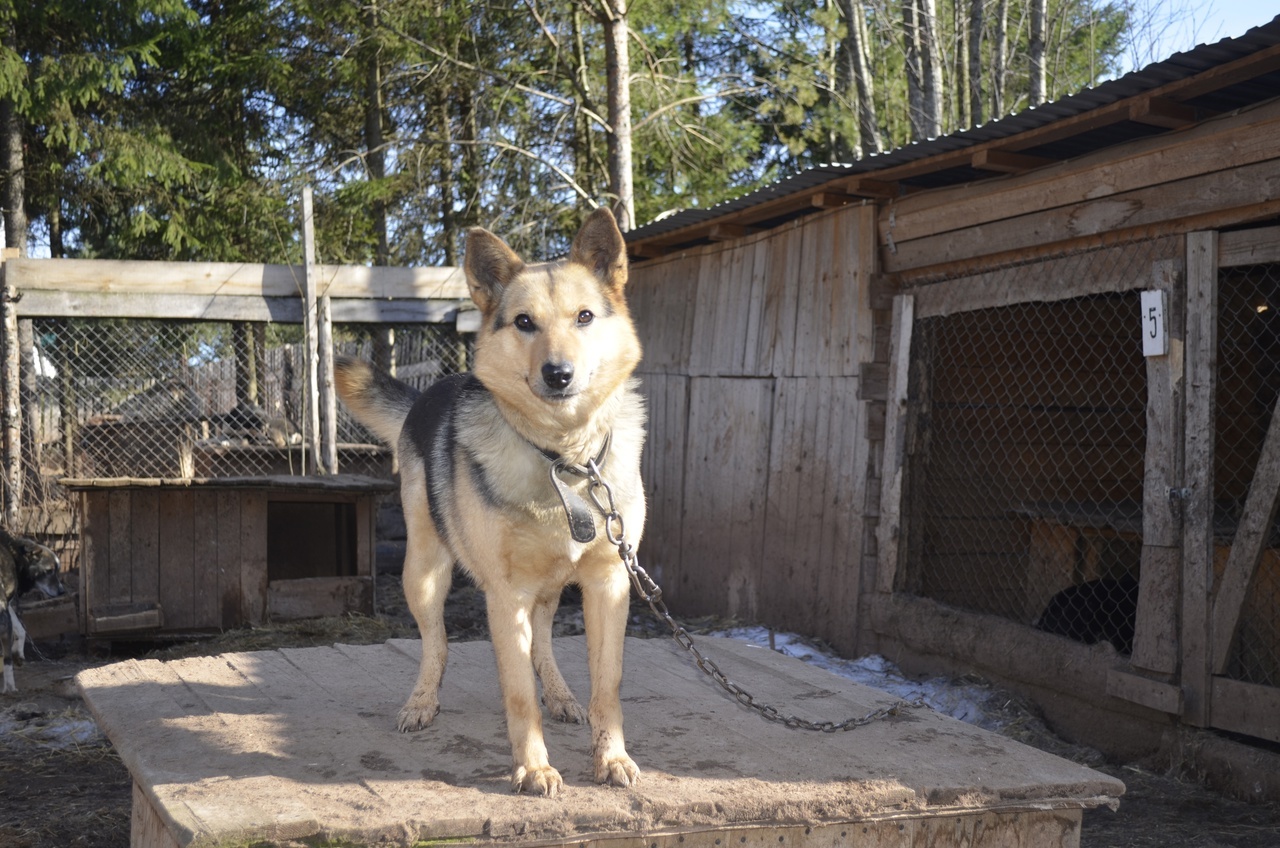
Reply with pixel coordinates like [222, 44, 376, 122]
[624, 19, 1280, 799]
[0, 243, 469, 637]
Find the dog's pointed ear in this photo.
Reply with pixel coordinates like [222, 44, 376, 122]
[569, 207, 628, 291]
[464, 227, 525, 313]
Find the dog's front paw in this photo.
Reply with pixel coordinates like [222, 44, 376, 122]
[594, 753, 640, 788]
[544, 693, 587, 724]
[512, 763, 563, 797]
[397, 695, 440, 732]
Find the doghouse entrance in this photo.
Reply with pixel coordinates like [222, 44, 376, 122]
[266, 500, 358, 581]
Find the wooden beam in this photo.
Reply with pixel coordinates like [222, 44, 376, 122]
[2, 257, 469, 300]
[1211, 381, 1280, 674]
[1181, 230, 1218, 727]
[301, 187, 324, 477]
[1106, 669, 1184, 715]
[1220, 225, 1280, 267]
[845, 177, 900, 199]
[1129, 96, 1203, 129]
[811, 191, 854, 209]
[971, 149, 1055, 173]
[707, 223, 752, 242]
[1210, 676, 1280, 745]
[875, 293, 914, 594]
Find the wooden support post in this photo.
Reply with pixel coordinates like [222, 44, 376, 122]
[876, 294, 914, 594]
[300, 187, 323, 476]
[1, 252, 21, 525]
[1181, 231, 1218, 726]
[318, 291, 338, 474]
[1132, 258, 1185, 676]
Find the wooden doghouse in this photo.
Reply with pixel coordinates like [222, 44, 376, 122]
[64, 475, 394, 636]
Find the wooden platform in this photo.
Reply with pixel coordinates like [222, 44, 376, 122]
[76, 636, 1124, 847]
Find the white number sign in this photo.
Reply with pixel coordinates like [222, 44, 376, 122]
[1140, 289, 1167, 357]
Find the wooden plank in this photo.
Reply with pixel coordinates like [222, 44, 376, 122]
[82, 490, 111, 620]
[157, 490, 195, 630]
[79, 637, 1120, 847]
[132, 781, 182, 848]
[1133, 257, 1185, 675]
[240, 489, 268, 625]
[913, 236, 1182, 319]
[301, 187, 323, 476]
[767, 221, 803, 377]
[740, 237, 770, 375]
[1210, 676, 1280, 745]
[191, 491, 221, 629]
[678, 377, 774, 618]
[1142, 258, 1187, 548]
[1219, 225, 1280, 268]
[886, 157, 1280, 274]
[318, 292, 338, 473]
[129, 490, 161, 611]
[15, 292, 463, 323]
[267, 576, 373, 620]
[1210, 382, 1280, 674]
[789, 213, 826, 376]
[883, 96, 1280, 250]
[106, 489, 131, 605]
[687, 249, 722, 376]
[1106, 669, 1184, 715]
[876, 294, 914, 594]
[638, 374, 688, 602]
[1132, 546, 1182, 675]
[1181, 230, 1218, 726]
[3, 256, 468, 300]
[215, 490, 241, 627]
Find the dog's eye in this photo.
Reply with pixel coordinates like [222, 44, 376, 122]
[514, 313, 535, 332]
[577, 309, 594, 326]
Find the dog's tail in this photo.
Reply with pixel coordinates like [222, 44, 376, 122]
[334, 356, 420, 447]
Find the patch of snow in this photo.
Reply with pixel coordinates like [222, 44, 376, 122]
[0, 703, 105, 750]
[715, 626, 1011, 732]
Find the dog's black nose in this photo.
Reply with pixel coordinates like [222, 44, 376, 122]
[542, 362, 574, 390]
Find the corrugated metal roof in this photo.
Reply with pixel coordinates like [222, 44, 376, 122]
[627, 16, 1280, 246]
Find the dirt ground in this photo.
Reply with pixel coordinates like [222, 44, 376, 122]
[2, 574, 1279, 847]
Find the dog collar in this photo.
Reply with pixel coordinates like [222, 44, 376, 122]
[541, 434, 611, 544]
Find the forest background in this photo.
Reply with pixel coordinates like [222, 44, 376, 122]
[0, 0, 1252, 268]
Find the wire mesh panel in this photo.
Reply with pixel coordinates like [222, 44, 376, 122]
[1216, 264, 1280, 688]
[13, 317, 470, 562]
[902, 248, 1155, 655]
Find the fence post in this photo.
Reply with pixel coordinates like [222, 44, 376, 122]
[300, 187, 324, 475]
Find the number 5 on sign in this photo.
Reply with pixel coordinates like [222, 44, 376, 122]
[1140, 289, 1168, 357]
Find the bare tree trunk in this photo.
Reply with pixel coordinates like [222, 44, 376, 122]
[1029, 0, 1047, 106]
[968, 0, 985, 126]
[992, 0, 1009, 117]
[836, 0, 881, 157]
[1, 22, 26, 522]
[600, 0, 633, 231]
[904, 0, 944, 140]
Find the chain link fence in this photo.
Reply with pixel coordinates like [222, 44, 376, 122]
[901, 243, 1155, 656]
[1216, 264, 1280, 687]
[13, 317, 470, 566]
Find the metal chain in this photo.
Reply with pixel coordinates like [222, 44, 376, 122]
[584, 459, 925, 732]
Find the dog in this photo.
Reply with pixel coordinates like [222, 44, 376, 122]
[336, 208, 646, 797]
[1034, 575, 1138, 655]
[1, 528, 66, 694]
